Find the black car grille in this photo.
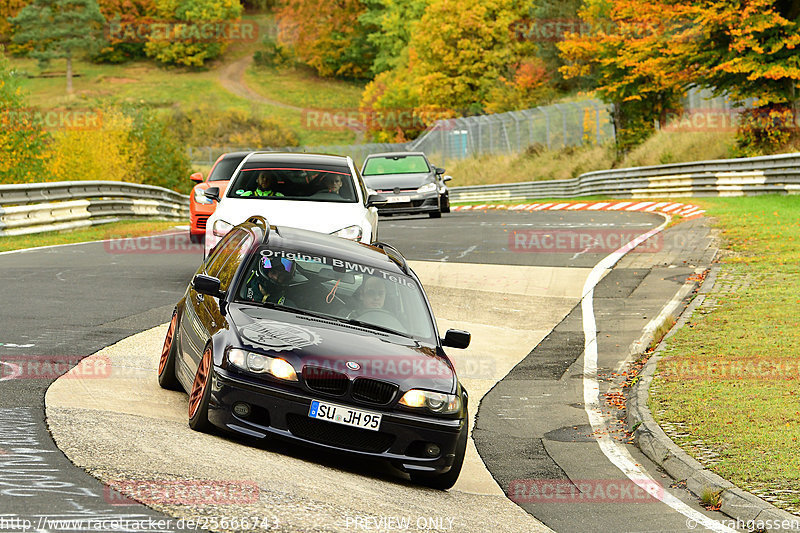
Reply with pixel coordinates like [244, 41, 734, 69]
[196, 216, 209, 230]
[303, 366, 349, 395]
[287, 414, 395, 453]
[352, 378, 397, 405]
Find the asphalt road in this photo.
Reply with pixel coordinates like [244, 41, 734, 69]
[1, 210, 731, 532]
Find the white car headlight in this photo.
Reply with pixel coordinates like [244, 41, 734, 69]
[399, 389, 461, 414]
[194, 188, 213, 205]
[227, 349, 298, 381]
[331, 225, 363, 241]
[416, 182, 437, 194]
[212, 219, 233, 237]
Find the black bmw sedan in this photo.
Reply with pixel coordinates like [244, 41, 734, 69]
[159, 215, 471, 489]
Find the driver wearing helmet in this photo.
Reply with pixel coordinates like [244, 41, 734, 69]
[243, 256, 294, 304]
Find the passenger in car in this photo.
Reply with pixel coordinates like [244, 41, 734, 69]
[352, 276, 387, 312]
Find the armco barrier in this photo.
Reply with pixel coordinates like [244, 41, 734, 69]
[0, 181, 189, 236]
[450, 152, 800, 203]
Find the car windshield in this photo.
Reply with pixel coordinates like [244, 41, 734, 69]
[235, 247, 436, 342]
[227, 164, 357, 203]
[207, 156, 245, 182]
[362, 155, 430, 176]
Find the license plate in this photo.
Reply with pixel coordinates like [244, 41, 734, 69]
[386, 195, 410, 203]
[308, 400, 382, 431]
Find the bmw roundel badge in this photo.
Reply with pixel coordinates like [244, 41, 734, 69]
[346, 361, 361, 371]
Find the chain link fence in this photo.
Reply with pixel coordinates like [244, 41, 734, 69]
[187, 88, 754, 168]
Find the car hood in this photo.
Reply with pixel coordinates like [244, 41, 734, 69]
[213, 198, 366, 234]
[363, 173, 432, 190]
[229, 305, 456, 393]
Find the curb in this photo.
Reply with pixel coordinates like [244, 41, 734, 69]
[626, 264, 800, 532]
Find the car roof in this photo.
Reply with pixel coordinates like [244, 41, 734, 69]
[220, 151, 251, 159]
[364, 152, 427, 159]
[242, 220, 407, 276]
[243, 152, 352, 167]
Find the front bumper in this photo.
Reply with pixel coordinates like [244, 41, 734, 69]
[208, 367, 465, 474]
[376, 192, 439, 216]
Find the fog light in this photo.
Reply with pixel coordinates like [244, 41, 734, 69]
[425, 443, 441, 458]
[233, 402, 251, 418]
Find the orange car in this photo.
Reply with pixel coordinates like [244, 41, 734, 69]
[189, 151, 249, 243]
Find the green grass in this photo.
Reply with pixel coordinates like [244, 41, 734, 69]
[649, 195, 800, 510]
[244, 64, 364, 111]
[0, 220, 184, 253]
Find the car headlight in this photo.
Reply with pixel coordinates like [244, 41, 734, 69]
[212, 219, 233, 237]
[399, 389, 461, 414]
[194, 188, 213, 205]
[331, 225, 363, 241]
[416, 182, 437, 194]
[227, 349, 298, 381]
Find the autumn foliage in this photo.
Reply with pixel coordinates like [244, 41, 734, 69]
[276, 0, 375, 78]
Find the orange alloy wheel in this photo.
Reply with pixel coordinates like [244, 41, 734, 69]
[159, 314, 177, 375]
[188, 348, 212, 419]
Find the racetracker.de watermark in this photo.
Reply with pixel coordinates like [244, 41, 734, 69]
[509, 18, 672, 42]
[104, 233, 204, 254]
[302, 108, 452, 133]
[660, 357, 800, 381]
[661, 108, 741, 132]
[509, 229, 663, 254]
[508, 478, 663, 504]
[105, 19, 258, 43]
[343, 515, 456, 531]
[1, 108, 103, 131]
[104, 480, 260, 506]
[0, 355, 111, 380]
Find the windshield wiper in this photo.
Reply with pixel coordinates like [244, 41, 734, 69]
[342, 318, 412, 339]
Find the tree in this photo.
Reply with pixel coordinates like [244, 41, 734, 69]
[408, 0, 529, 115]
[144, 0, 243, 67]
[93, 0, 158, 62]
[557, 0, 695, 153]
[0, 46, 50, 184]
[359, 0, 429, 75]
[10, 0, 106, 94]
[0, 0, 30, 44]
[276, 0, 376, 78]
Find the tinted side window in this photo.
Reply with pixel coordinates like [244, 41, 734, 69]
[206, 229, 249, 279]
[216, 234, 253, 291]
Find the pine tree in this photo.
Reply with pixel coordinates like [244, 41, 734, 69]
[10, 0, 106, 94]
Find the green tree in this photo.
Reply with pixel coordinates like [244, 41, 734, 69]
[10, 0, 106, 94]
[0, 46, 50, 184]
[144, 0, 243, 67]
[359, 0, 429, 75]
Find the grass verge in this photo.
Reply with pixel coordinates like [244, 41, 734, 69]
[0, 220, 184, 253]
[649, 195, 800, 512]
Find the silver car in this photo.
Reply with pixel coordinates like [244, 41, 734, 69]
[361, 152, 451, 218]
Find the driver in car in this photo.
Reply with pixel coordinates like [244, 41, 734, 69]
[243, 257, 294, 304]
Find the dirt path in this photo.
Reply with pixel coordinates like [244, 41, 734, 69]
[217, 55, 305, 111]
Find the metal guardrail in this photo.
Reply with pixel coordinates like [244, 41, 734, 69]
[0, 181, 189, 236]
[449, 153, 800, 203]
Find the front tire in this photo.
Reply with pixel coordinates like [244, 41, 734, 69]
[188, 346, 214, 432]
[189, 233, 203, 244]
[158, 312, 181, 390]
[429, 210, 442, 219]
[410, 416, 468, 490]
[441, 194, 450, 213]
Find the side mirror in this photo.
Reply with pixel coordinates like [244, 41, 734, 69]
[190, 172, 204, 183]
[204, 187, 221, 202]
[442, 329, 470, 349]
[366, 193, 388, 207]
[443, 175, 453, 182]
[434, 167, 445, 175]
[193, 274, 224, 298]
